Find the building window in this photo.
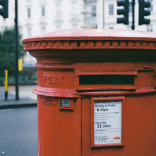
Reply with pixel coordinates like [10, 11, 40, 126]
[109, 4, 114, 15]
[56, 24, 61, 30]
[91, 5, 96, 17]
[56, 3, 61, 15]
[147, 25, 153, 32]
[72, 23, 77, 28]
[147, 0, 153, 11]
[27, 8, 31, 18]
[27, 27, 31, 37]
[129, 2, 132, 13]
[72, 1, 78, 14]
[109, 27, 113, 29]
[41, 6, 45, 17]
[41, 26, 46, 34]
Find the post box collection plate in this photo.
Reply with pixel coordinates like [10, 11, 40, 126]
[91, 97, 125, 148]
[94, 101, 122, 144]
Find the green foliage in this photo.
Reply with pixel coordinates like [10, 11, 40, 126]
[0, 77, 4, 84]
[19, 67, 37, 83]
[0, 27, 25, 77]
[0, 67, 37, 85]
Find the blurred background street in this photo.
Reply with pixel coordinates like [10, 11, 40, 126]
[0, 86, 37, 156]
[0, 107, 37, 156]
[0, 85, 37, 107]
[0, 85, 37, 101]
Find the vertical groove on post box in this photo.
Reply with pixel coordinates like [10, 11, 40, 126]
[39, 42, 42, 49]
[37, 42, 40, 49]
[102, 41, 105, 48]
[126, 41, 128, 48]
[93, 41, 96, 48]
[53, 42, 55, 49]
[85, 42, 88, 48]
[154, 42, 156, 49]
[28, 43, 30, 49]
[147, 42, 149, 48]
[41, 42, 43, 49]
[61, 42, 64, 48]
[53, 41, 56, 48]
[34, 42, 37, 49]
[31, 42, 34, 49]
[69, 41, 72, 49]
[77, 41, 80, 48]
[46, 42, 49, 49]
[123, 42, 126, 48]
[117, 41, 120, 48]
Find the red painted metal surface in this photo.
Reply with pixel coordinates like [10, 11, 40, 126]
[22, 29, 156, 156]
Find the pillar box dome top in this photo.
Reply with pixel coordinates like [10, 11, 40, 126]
[22, 29, 156, 50]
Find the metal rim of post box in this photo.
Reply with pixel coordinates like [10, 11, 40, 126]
[22, 29, 156, 50]
[22, 29, 156, 98]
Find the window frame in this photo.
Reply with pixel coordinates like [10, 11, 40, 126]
[27, 27, 31, 37]
[108, 3, 114, 16]
[41, 6, 45, 17]
[27, 7, 31, 18]
[56, 3, 61, 16]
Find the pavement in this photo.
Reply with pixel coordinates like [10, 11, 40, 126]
[0, 85, 37, 109]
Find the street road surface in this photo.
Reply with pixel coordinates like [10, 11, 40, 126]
[0, 86, 37, 101]
[0, 107, 37, 156]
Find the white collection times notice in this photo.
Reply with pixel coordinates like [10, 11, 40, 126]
[94, 100, 122, 145]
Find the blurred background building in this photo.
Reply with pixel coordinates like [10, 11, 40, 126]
[0, 0, 155, 66]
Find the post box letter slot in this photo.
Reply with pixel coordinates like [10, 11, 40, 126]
[76, 71, 137, 91]
[79, 75, 135, 85]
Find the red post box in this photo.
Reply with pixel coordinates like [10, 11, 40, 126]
[22, 29, 156, 156]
